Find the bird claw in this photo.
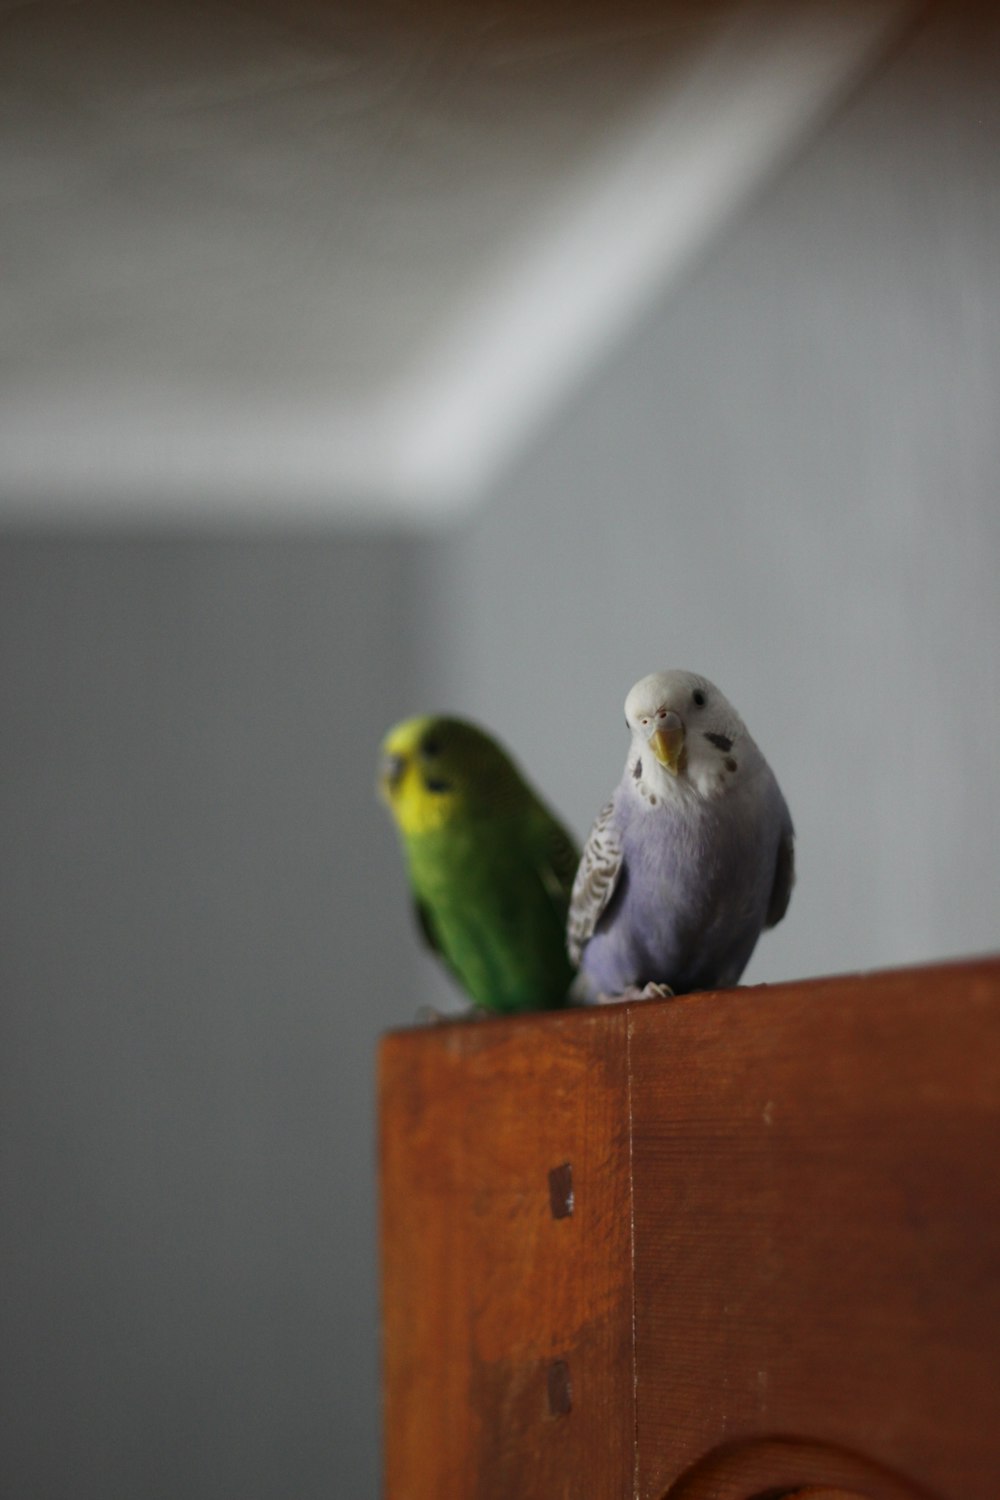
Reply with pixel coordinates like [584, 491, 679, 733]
[415, 1004, 449, 1025]
[415, 1003, 485, 1026]
[641, 982, 675, 1000]
[598, 982, 675, 1004]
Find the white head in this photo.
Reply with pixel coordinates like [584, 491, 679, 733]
[623, 669, 754, 803]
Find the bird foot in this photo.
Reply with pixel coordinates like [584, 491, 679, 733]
[597, 982, 675, 1005]
[415, 1005, 448, 1025]
[415, 1003, 485, 1026]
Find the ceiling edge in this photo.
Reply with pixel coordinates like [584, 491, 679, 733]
[0, 0, 915, 527]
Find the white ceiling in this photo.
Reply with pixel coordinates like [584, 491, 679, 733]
[0, 0, 911, 523]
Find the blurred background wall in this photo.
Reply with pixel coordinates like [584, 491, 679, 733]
[2, 4, 999, 1498]
[0, 534, 424, 1497]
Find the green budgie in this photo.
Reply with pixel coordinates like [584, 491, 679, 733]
[378, 715, 580, 1014]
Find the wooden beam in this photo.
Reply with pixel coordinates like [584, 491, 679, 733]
[380, 957, 1000, 1499]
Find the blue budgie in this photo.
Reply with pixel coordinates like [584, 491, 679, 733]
[568, 670, 794, 1001]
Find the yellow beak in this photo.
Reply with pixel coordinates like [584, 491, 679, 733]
[649, 719, 686, 774]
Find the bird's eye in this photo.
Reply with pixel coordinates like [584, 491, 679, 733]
[692, 690, 706, 707]
[656, 708, 667, 720]
[421, 736, 441, 757]
[640, 716, 650, 726]
[424, 777, 451, 794]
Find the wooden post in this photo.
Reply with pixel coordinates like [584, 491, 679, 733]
[379, 958, 1000, 1500]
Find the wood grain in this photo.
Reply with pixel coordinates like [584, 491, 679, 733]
[630, 959, 1000, 1500]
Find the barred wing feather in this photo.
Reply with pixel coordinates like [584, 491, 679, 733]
[566, 800, 623, 965]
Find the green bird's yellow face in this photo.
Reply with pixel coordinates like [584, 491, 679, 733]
[377, 715, 524, 837]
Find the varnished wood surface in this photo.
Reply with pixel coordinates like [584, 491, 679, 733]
[631, 960, 1000, 1500]
[380, 1006, 634, 1500]
[379, 958, 1000, 1499]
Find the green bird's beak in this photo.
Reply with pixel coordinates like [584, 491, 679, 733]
[649, 713, 686, 775]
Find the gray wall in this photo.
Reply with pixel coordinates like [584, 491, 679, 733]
[0, 534, 422, 1499]
[2, 6, 999, 1498]
[419, 0, 1000, 1008]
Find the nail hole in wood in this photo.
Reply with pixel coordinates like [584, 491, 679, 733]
[548, 1162, 574, 1219]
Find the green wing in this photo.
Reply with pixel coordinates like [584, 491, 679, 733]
[412, 896, 441, 955]
[534, 815, 580, 913]
[406, 804, 581, 1014]
[412, 895, 471, 993]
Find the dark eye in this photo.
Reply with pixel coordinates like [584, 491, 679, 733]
[692, 689, 706, 707]
[424, 777, 451, 794]
[421, 736, 441, 757]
